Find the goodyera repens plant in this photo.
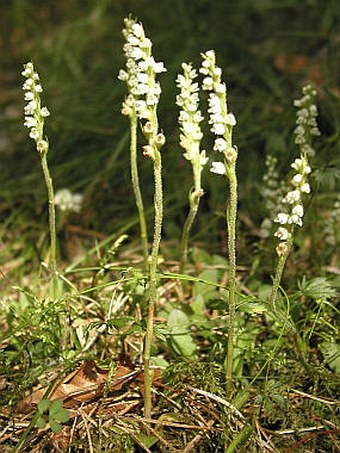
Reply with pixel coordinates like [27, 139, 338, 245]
[20, 17, 322, 425]
[269, 84, 320, 321]
[119, 17, 166, 269]
[22, 62, 58, 293]
[119, 17, 166, 420]
[200, 50, 238, 394]
[176, 63, 208, 273]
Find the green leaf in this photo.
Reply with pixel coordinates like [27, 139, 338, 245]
[193, 269, 220, 301]
[36, 416, 46, 429]
[191, 247, 214, 265]
[151, 356, 169, 369]
[167, 309, 196, 357]
[135, 434, 158, 449]
[238, 300, 267, 314]
[153, 324, 169, 342]
[298, 277, 336, 300]
[192, 294, 206, 315]
[37, 399, 50, 414]
[320, 342, 340, 374]
[50, 399, 70, 423]
[50, 419, 63, 434]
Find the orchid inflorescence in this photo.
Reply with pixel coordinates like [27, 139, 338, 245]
[118, 17, 166, 160]
[273, 84, 320, 256]
[259, 155, 285, 239]
[176, 62, 208, 193]
[199, 50, 237, 174]
[293, 84, 320, 156]
[22, 62, 50, 154]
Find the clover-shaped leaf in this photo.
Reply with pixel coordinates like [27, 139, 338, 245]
[35, 398, 70, 433]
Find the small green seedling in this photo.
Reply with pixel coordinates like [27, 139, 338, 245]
[36, 398, 70, 433]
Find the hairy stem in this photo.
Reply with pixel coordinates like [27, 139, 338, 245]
[130, 115, 149, 267]
[143, 148, 163, 419]
[40, 152, 57, 295]
[225, 163, 238, 395]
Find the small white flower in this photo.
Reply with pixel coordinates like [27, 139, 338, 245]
[225, 146, 237, 163]
[284, 190, 301, 204]
[210, 161, 226, 175]
[226, 113, 236, 126]
[118, 69, 129, 81]
[215, 83, 225, 94]
[291, 158, 303, 171]
[153, 61, 166, 73]
[24, 116, 36, 128]
[29, 128, 39, 140]
[25, 100, 37, 114]
[289, 214, 303, 226]
[199, 150, 209, 166]
[22, 79, 34, 90]
[24, 92, 34, 101]
[276, 242, 288, 256]
[214, 137, 227, 152]
[40, 107, 50, 117]
[202, 77, 213, 90]
[300, 183, 311, 193]
[214, 67, 222, 77]
[36, 140, 49, 153]
[274, 227, 290, 240]
[292, 173, 303, 185]
[274, 213, 289, 224]
[211, 123, 225, 135]
[309, 105, 317, 115]
[137, 72, 148, 84]
[292, 204, 304, 217]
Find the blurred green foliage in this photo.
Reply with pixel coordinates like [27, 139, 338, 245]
[1, 0, 339, 265]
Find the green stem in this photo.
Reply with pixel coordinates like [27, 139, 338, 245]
[130, 115, 149, 267]
[269, 236, 293, 315]
[180, 192, 199, 274]
[180, 161, 203, 274]
[225, 425, 253, 453]
[143, 148, 163, 419]
[40, 152, 57, 295]
[225, 163, 238, 395]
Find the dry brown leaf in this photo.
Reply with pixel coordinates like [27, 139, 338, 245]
[17, 361, 137, 413]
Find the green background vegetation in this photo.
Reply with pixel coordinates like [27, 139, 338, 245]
[1, 0, 338, 268]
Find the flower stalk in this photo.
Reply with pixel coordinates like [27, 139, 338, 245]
[119, 17, 166, 419]
[200, 50, 238, 394]
[269, 84, 320, 320]
[22, 62, 58, 295]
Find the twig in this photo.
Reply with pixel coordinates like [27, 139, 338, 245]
[290, 388, 339, 406]
[182, 419, 215, 453]
[187, 386, 245, 421]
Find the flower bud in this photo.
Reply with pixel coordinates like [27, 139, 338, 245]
[154, 133, 166, 149]
[36, 139, 49, 153]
